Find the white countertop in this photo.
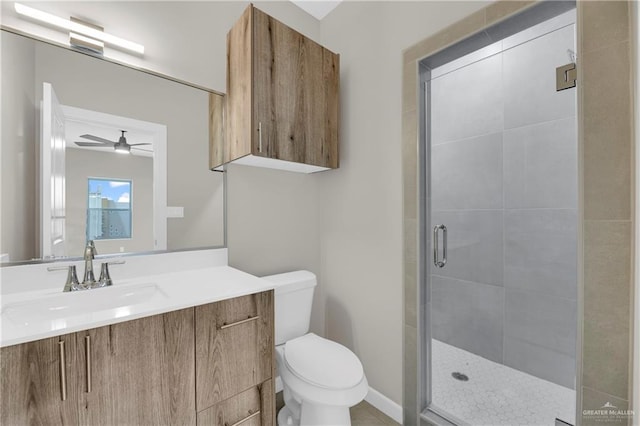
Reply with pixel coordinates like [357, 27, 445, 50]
[0, 265, 274, 348]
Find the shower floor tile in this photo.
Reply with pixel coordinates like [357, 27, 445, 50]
[430, 339, 575, 426]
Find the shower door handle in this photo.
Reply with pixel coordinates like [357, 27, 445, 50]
[433, 224, 447, 268]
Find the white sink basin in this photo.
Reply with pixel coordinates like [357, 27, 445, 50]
[2, 283, 168, 326]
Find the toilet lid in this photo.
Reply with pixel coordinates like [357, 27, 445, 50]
[284, 333, 364, 390]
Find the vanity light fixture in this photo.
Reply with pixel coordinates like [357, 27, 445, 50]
[14, 3, 145, 55]
[70, 18, 104, 55]
[70, 32, 104, 53]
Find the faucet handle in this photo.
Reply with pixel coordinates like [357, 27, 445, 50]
[97, 260, 126, 287]
[47, 265, 71, 272]
[48, 265, 81, 292]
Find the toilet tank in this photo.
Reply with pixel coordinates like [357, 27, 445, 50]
[262, 270, 316, 345]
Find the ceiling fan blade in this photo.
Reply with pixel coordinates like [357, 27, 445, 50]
[75, 141, 114, 147]
[131, 146, 152, 152]
[128, 143, 152, 146]
[79, 134, 115, 144]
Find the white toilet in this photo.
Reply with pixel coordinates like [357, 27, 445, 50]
[263, 271, 368, 426]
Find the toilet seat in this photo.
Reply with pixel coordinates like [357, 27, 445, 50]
[275, 338, 369, 410]
[284, 333, 364, 390]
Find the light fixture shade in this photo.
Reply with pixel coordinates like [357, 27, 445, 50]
[114, 143, 131, 154]
[14, 3, 144, 55]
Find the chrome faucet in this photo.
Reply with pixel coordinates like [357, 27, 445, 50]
[82, 240, 97, 287]
[47, 241, 126, 292]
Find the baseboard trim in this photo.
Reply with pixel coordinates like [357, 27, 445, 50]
[365, 387, 403, 424]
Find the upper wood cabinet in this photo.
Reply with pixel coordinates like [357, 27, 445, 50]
[212, 5, 340, 172]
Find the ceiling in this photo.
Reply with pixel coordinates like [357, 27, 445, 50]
[290, 0, 342, 20]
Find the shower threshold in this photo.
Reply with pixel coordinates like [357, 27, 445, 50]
[425, 340, 575, 426]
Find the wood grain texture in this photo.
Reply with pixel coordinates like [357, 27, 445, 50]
[257, 291, 275, 384]
[196, 380, 274, 426]
[77, 308, 195, 426]
[323, 49, 340, 168]
[225, 4, 253, 164]
[251, 6, 339, 168]
[209, 93, 226, 170]
[252, 5, 275, 159]
[0, 334, 79, 426]
[195, 291, 274, 412]
[259, 379, 275, 426]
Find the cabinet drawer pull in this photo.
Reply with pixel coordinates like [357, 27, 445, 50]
[258, 122, 263, 152]
[85, 335, 92, 392]
[58, 340, 67, 401]
[230, 410, 260, 426]
[219, 315, 260, 330]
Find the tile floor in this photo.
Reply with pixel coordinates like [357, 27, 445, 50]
[275, 392, 399, 426]
[275, 339, 574, 426]
[430, 339, 576, 426]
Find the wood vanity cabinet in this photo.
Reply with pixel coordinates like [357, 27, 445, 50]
[195, 291, 275, 425]
[76, 308, 196, 425]
[214, 5, 339, 170]
[0, 290, 275, 426]
[0, 310, 196, 426]
[1, 333, 79, 425]
[197, 379, 274, 426]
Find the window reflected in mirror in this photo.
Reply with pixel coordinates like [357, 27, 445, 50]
[87, 178, 132, 241]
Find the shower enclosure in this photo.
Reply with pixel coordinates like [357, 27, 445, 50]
[419, 4, 578, 425]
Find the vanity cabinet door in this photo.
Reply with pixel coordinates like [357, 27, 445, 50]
[195, 291, 274, 412]
[196, 379, 275, 426]
[1, 333, 79, 425]
[77, 308, 195, 425]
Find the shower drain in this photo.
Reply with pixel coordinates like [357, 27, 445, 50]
[451, 372, 469, 381]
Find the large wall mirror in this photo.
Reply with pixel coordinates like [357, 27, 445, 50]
[1, 29, 225, 265]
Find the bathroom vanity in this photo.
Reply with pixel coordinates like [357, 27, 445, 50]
[0, 251, 276, 426]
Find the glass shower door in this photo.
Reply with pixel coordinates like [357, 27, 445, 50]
[425, 10, 578, 426]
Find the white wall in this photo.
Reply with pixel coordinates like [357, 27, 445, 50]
[0, 32, 36, 261]
[225, 163, 323, 333]
[318, 1, 489, 404]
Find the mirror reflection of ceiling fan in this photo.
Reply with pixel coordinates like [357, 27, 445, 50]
[74, 130, 151, 154]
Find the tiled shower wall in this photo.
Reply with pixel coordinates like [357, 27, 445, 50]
[403, 2, 635, 425]
[429, 21, 578, 389]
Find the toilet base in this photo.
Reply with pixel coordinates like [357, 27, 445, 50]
[277, 402, 352, 426]
[278, 406, 297, 426]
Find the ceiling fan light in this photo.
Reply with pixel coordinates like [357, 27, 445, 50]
[114, 144, 130, 154]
